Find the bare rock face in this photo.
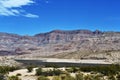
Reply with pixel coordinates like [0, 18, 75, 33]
[0, 30, 120, 61]
[35, 30, 94, 43]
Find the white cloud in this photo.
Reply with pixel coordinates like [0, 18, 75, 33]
[11, 10, 20, 14]
[0, 0, 39, 18]
[24, 13, 39, 18]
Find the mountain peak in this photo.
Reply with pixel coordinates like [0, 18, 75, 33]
[50, 30, 63, 33]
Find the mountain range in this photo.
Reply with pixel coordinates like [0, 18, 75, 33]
[0, 30, 120, 62]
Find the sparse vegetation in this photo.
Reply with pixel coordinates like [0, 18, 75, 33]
[5, 64, 120, 80]
[0, 66, 19, 74]
[60, 74, 75, 80]
[0, 74, 6, 80]
[66, 67, 79, 73]
[75, 72, 84, 80]
[8, 76, 21, 80]
[36, 68, 63, 76]
[79, 64, 120, 75]
[52, 76, 60, 80]
[116, 73, 120, 80]
[108, 75, 116, 80]
[36, 67, 42, 76]
[45, 64, 59, 68]
[37, 76, 49, 80]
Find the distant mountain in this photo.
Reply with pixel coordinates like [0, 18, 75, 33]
[0, 30, 103, 51]
[0, 30, 120, 61]
[34, 30, 103, 44]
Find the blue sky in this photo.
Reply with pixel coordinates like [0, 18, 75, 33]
[0, 0, 120, 35]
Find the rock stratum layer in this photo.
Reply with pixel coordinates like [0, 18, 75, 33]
[0, 30, 120, 62]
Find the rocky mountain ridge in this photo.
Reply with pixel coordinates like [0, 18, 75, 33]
[0, 30, 120, 60]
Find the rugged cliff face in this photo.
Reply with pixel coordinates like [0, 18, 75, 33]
[34, 30, 102, 44]
[0, 30, 120, 60]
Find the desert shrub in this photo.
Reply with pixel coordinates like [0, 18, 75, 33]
[36, 67, 42, 76]
[66, 67, 79, 73]
[75, 72, 84, 80]
[16, 73, 22, 76]
[0, 74, 6, 80]
[108, 75, 116, 80]
[83, 74, 104, 80]
[61, 74, 75, 80]
[52, 76, 60, 80]
[52, 69, 63, 76]
[8, 76, 21, 80]
[36, 68, 63, 76]
[45, 64, 59, 68]
[116, 73, 120, 80]
[79, 64, 120, 75]
[37, 76, 49, 80]
[84, 74, 93, 80]
[92, 75, 103, 80]
[27, 66, 34, 72]
[0, 66, 19, 74]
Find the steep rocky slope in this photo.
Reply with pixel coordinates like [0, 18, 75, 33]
[0, 30, 120, 61]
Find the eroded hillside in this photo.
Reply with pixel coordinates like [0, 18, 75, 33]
[0, 30, 120, 63]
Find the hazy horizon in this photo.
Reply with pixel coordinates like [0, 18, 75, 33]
[1, 29, 120, 36]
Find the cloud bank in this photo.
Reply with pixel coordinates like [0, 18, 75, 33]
[0, 0, 39, 18]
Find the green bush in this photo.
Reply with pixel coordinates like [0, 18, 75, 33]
[27, 66, 33, 72]
[52, 69, 62, 76]
[36, 68, 42, 76]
